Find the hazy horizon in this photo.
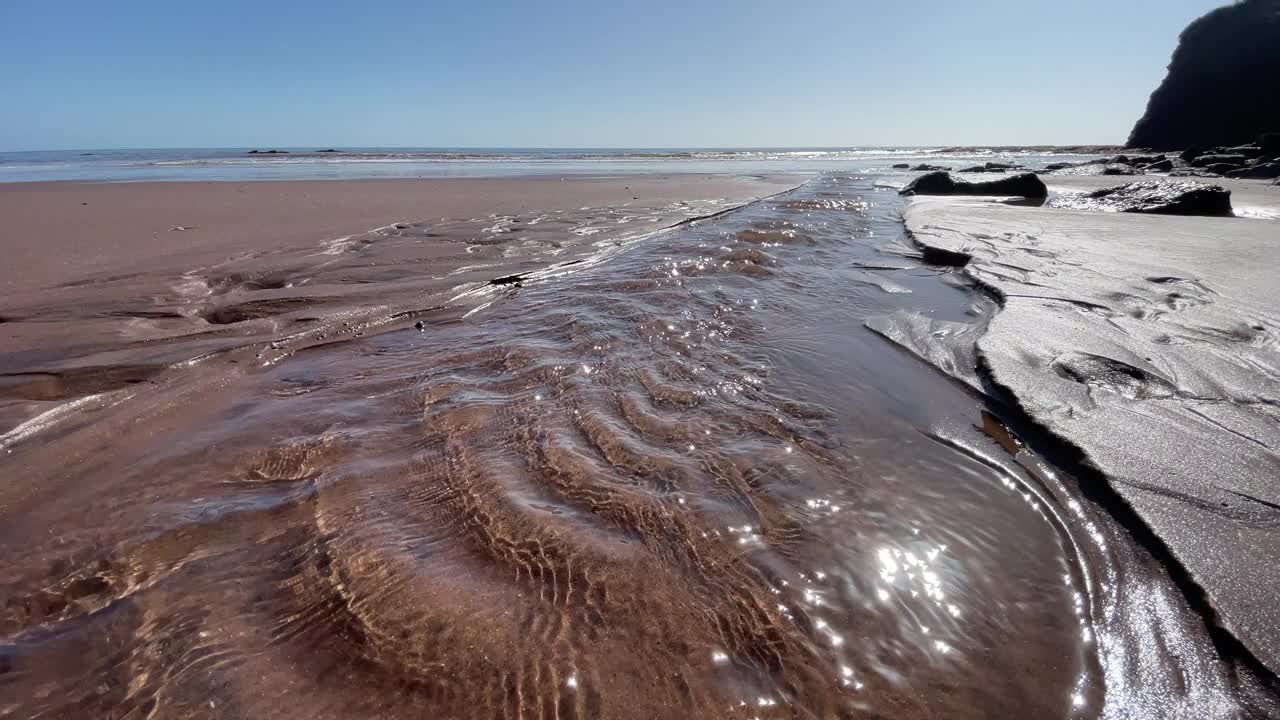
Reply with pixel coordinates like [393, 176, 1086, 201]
[2, 0, 1229, 152]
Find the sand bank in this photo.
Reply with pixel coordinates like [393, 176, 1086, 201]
[0, 175, 799, 430]
[897, 178, 1280, 676]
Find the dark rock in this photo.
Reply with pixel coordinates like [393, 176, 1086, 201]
[247, 149, 289, 155]
[1101, 164, 1139, 175]
[1140, 159, 1175, 172]
[1042, 162, 1074, 172]
[1190, 153, 1248, 168]
[1224, 145, 1265, 158]
[1180, 146, 1209, 163]
[1122, 154, 1166, 166]
[1261, 133, 1280, 157]
[910, 164, 949, 172]
[1204, 163, 1244, 175]
[959, 161, 1022, 173]
[1128, 0, 1280, 149]
[892, 163, 910, 169]
[900, 171, 1048, 199]
[317, 149, 341, 153]
[414, 321, 424, 330]
[1048, 180, 1233, 216]
[1226, 162, 1280, 179]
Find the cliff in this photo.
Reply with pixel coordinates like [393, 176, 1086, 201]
[1128, 0, 1280, 150]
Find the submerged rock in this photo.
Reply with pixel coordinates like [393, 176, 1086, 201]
[959, 161, 1023, 173]
[1128, 0, 1280, 149]
[1049, 180, 1233, 216]
[910, 163, 949, 172]
[900, 171, 1047, 199]
[892, 163, 910, 169]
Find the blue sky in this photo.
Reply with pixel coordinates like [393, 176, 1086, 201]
[1, 0, 1227, 150]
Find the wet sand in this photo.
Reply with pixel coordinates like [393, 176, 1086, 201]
[0, 175, 796, 433]
[0, 176, 801, 295]
[898, 178, 1280, 686]
[1, 172, 1275, 718]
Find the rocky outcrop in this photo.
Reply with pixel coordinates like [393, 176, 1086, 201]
[1226, 162, 1280, 179]
[1127, 0, 1280, 149]
[900, 171, 1047, 198]
[1047, 180, 1233, 216]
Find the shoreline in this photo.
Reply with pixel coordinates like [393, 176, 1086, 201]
[894, 178, 1280, 680]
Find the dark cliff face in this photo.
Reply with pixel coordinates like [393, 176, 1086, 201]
[1128, 0, 1280, 150]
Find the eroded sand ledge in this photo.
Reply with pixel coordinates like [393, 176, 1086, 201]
[897, 179, 1280, 676]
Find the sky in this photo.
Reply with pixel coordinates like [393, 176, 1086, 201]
[0, 0, 1230, 150]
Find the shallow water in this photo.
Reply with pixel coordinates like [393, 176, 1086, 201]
[0, 175, 1264, 718]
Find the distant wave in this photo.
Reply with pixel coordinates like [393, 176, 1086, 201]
[141, 149, 951, 167]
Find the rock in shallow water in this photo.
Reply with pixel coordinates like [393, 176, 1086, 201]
[899, 171, 1047, 199]
[1048, 180, 1233, 216]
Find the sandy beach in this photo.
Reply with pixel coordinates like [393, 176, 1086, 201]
[5, 169, 1214, 719]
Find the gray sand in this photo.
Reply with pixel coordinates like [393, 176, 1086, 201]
[895, 179, 1280, 675]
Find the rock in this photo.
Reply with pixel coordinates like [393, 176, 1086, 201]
[1048, 180, 1233, 216]
[317, 149, 340, 153]
[1122, 154, 1166, 166]
[1190, 154, 1249, 168]
[900, 171, 1048, 199]
[1204, 163, 1244, 176]
[910, 164, 949, 172]
[1180, 146, 1209, 163]
[892, 163, 910, 169]
[1042, 162, 1074, 172]
[1140, 159, 1175, 172]
[959, 161, 1023, 173]
[1224, 145, 1265, 158]
[247, 149, 288, 155]
[1128, 0, 1280, 149]
[1226, 162, 1280, 179]
[1102, 164, 1139, 176]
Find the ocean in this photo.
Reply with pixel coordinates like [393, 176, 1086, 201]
[0, 146, 1101, 183]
